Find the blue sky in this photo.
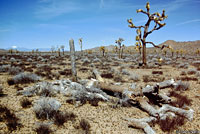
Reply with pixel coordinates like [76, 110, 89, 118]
[0, 0, 200, 50]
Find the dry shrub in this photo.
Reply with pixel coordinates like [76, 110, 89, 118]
[169, 91, 192, 108]
[20, 98, 32, 108]
[152, 71, 163, 75]
[158, 114, 185, 133]
[80, 119, 91, 134]
[35, 124, 52, 134]
[0, 105, 22, 132]
[54, 111, 76, 126]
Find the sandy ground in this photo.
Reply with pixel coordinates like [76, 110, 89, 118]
[0, 53, 200, 134]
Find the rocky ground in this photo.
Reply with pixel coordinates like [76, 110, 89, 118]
[0, 52, 200, 134]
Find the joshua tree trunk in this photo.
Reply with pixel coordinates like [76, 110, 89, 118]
[142, 43, 147, 65]
[69, 39, 77, 82]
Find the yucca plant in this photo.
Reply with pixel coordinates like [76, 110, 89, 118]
[79, 38, 83, 55]
[100, 46, 106, 56]
[127, 2, 169, 65]
[115, 38, 124, 58]
[60, 45, 65, 55]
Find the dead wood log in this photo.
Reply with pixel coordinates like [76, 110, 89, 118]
[124, 117, 156, 134]
[136, 97, 159, 117]
[158, 104, 194, 121]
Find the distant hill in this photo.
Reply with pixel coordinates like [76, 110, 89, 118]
[87, 40, 200, 53]
[158, 40, 200, 51]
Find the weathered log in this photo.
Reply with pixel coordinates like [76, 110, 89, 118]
[124, 117, 156, 134]
[158, 104, 194, 121]
[136, 97, 159, 117]
[69, 39, 77, 82]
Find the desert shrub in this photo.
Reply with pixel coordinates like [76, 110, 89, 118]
[152, 70, 163, 75]
[158, 114, 185, 133]
[8, 67, 22, 75]
[0, 85, 3, 96]
[37, 83, 56, 97]
[35, 123, 52, 134]
[33, 97, 61, 120]
[0, 105, 22, 132]
[169, 91, 192, 108]
[187, 68, 197, 75]
[0, 65, 10, 73]
[176, 76, 198, 81]
[129, 73, 140, 82]
[80, 119, 91, 134]
[8, 73, 40, 85]
[174, 81, 189, 91]
[101, 71, 113, 79]
[121, 69, 130, 75]
[54, 111, 76, 126]
[180, 70, 186, 75]
[20, 98, 32, 108]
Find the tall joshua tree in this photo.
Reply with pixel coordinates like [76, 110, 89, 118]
[127, 2, 169, 65]
[79, 38, 83, 54]
[115, 38, 124, 59]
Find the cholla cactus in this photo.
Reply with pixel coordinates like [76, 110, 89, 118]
[115, 38, 124, 58]
[127, 2, 168, 65]
[100, 46, 106, 56]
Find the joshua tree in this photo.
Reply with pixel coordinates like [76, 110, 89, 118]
[51, 46, 55, 54]
[100, 46, 106, 57]
[127, 2, 169, 65]
[135, 42, 142, 55]
[79, 38, 83, 54]
[8, 49, 13, 54]
[60, 45, 65, 55]
[57, 48, 61, 57]
[121, 44, 125, 58]
[115, 38, 124, 59]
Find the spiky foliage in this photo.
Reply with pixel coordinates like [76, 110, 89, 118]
[127, 2, 169, 65]
[115, 38, 124, 58]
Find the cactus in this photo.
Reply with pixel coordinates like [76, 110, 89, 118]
[115, 38, 124, 59]
[127, 2, 168, 66]
[100, 46, 106, 56]
[69, 39, 77, 82]
[60, 45, 65, 55]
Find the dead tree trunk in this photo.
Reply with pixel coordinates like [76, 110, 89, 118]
[69, 39, 77, 82]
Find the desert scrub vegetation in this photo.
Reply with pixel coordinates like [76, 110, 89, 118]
[20, 98, 32, 108]
[35, 123, 53, 134]
[33, 97, 61, 120]
[7, 72, 40, 85]
[0, 104, 22, 132]
[79, 119, 91, 134]
[53, 111, 76, 126]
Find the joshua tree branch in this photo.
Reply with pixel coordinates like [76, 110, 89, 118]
[145, 42, 160, 48]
